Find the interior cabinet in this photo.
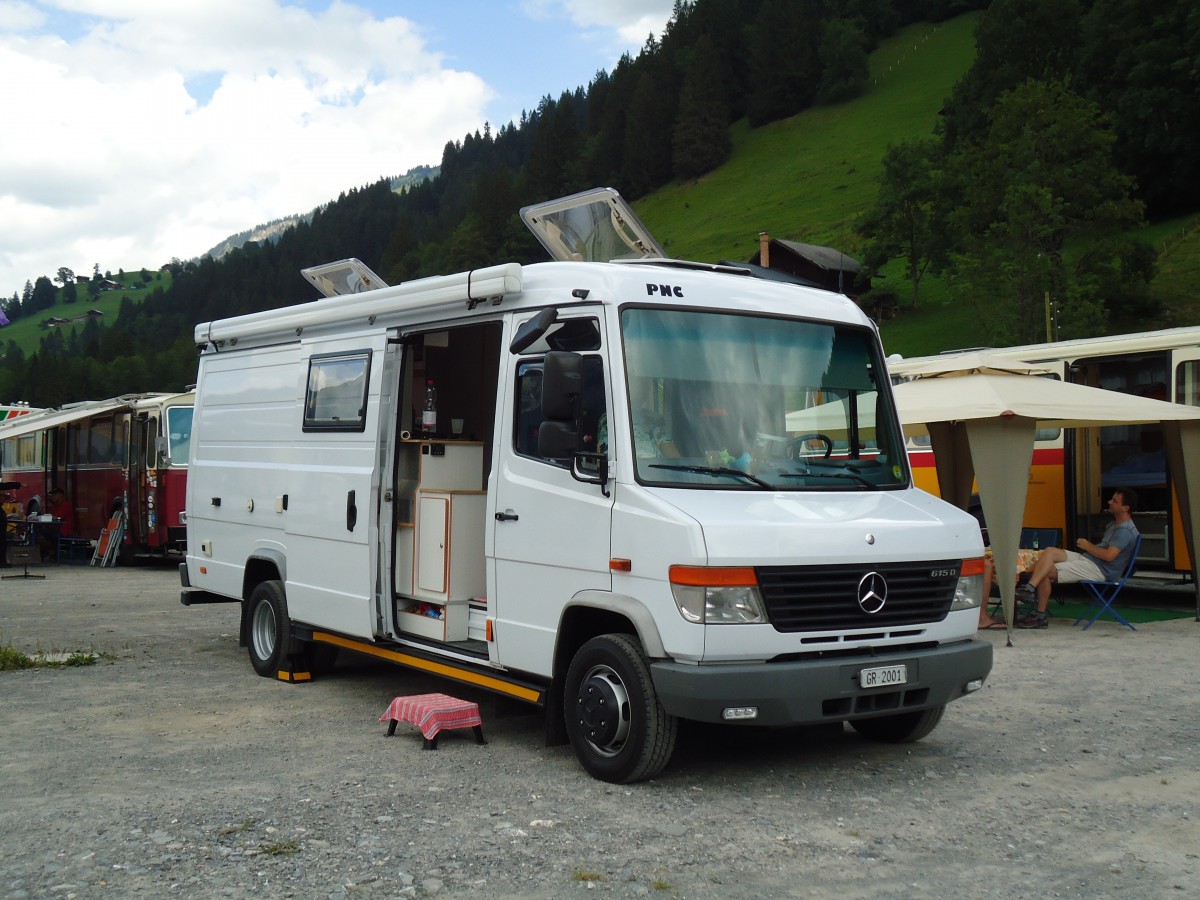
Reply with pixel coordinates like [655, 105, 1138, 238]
[394, 441, 486, 641]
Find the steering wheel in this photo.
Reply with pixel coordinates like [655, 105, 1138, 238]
[786, 433, 833, 459]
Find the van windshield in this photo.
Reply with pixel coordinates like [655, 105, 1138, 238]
[619, 307, 908, 490]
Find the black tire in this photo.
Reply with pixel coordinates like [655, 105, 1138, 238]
[850, 706, 945, 743]
[564, 633, 678, 784]
[247, 580, 289, 677]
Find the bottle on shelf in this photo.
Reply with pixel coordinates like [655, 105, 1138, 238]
[422, 378, 438, 435]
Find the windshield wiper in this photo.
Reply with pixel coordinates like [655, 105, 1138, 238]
[778, 470, 877, 489]
[649, 464, 773, 489]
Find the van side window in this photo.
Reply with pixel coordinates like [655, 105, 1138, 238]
[513, 356, 605, 464]
[303, 351, 372, 432]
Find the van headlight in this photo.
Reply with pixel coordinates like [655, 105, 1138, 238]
[951, 557, 986, 610]
[669, 566, 766, 624]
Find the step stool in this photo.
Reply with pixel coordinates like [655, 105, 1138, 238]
[379, 692, 486, 750]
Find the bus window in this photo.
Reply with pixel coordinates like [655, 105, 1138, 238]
[70, 424, 88, 465]
[89, 417, 114, 464]
[1178, 360, 1200, 407]
[166, 407, 193, 464]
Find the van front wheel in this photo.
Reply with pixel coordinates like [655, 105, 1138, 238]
[247, 580, 289, 677]
[564, 634, 677, 784]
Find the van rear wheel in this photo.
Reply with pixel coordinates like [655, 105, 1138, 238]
[564, 633, 677, 784]
[850, 706, 945, 743]
[247, 580, 289, 677]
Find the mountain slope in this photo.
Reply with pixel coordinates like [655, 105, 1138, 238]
[635, 14, 981, 265]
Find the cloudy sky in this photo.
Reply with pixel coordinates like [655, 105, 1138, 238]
[0, 0, 674, 300]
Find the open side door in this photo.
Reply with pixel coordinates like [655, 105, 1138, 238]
[284, 333, 388, 640]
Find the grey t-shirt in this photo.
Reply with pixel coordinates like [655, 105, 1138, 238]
[1089, 519, 1139, 581]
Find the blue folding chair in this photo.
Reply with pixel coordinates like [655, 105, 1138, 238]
[1073, 533, 1142, 631]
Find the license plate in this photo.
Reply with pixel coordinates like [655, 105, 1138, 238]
[859, 664, 907, 689]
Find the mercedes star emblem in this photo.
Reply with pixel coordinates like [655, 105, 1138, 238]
[857, 572, 888, 614]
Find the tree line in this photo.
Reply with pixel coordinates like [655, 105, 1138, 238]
[859, 0, 1197, 345]
[2, 0, 1197, 404]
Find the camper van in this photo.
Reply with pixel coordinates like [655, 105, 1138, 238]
[180, 189, 991, 783]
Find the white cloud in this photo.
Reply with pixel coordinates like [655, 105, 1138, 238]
[522, 0, 674, 48]
[0, 0, 676, 300]
[0, 1, 44, 31]
[0, 1, 491, 296]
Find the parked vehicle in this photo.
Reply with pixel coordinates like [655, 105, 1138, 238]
[1, 402, 39, 424]
[891, 326, 1200, 575]
[0, 392, 193, 557]
[179, 189, 991, 782]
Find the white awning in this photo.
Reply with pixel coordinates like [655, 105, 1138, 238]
[0, 399, 129, 441]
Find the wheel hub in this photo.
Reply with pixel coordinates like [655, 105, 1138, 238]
[575, 669, 630, 755]
[252, 601, 276, 659]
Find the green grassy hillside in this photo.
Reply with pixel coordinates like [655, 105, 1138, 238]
[1, 272, 173, 356]
[636, 15, 981, 265]
[633, 15, 985, 358]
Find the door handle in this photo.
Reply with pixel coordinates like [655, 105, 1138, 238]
[346, 490, 357, 531]
[495, 510, 519, 522]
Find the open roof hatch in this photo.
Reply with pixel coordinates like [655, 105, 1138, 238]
[301, 258, 389, 298]
[520, 187, 665, 263]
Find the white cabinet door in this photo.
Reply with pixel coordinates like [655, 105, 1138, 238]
[417, 494, 449, 594]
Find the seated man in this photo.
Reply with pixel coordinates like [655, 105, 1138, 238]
[1016, 487, 1139, 629]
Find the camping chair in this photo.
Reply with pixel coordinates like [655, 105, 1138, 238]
[1073, 533, 1142, 631]
[90, 511, 125, 567]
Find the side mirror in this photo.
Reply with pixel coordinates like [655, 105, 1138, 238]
[154, 435, 170, 464]
[541, 351, 582, 419]
[510, 308, 559, 355]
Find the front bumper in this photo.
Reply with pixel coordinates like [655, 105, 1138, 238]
[650, 639, 992, 726]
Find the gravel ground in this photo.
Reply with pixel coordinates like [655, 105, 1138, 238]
[2, 564, 1199, 899]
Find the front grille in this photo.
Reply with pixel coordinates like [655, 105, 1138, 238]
[756, 560, 960, 632]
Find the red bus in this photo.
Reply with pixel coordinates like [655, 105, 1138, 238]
[0, 392, 193, 560]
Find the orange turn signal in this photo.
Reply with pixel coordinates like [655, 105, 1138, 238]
[960, 557, 986, 577]
[669, 566, 758, 587]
